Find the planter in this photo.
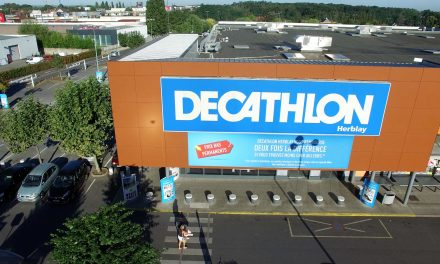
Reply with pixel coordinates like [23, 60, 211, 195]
[91, 167, 109, 178]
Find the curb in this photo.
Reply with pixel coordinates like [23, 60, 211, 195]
[144, 208, 418, 218]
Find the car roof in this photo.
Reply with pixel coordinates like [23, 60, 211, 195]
[29, 163, 57, 176]
[0, 162, 34, 175]
[59, 159, 85, 175]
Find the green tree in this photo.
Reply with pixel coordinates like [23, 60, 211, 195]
[146, 0, 167, 35]
[51, 203, 161, 264]
[49, 78, 113, 173]
[111, 1, 114, 8]
[51, 55, 65, 79]
[100, 1, 105, 9]
[0, 98, 49, 163]
[95, 2, 99, 8]
[0, 80, 7, 93]
[117, 33, 128, 47]
[105, 1, 110, 10]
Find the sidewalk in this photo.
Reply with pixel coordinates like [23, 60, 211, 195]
[116, 168, 440, 217]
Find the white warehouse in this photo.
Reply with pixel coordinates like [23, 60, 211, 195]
[0, 35, 39, 64]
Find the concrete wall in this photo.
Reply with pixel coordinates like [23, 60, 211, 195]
[108, 61, 440, 172]
[0, 35, 39, 61]
[44, 48, 88, 55]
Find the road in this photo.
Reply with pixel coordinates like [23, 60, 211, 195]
[151, 213, 440, 264]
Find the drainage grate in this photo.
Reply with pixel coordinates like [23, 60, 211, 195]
[409, 195, 419, 201]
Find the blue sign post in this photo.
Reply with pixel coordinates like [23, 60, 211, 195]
[360, 179, 380, 208]
[188, 133, 354, 169]
[95, 71, 104, 82]
[161, 77, 390, 136]
[0, 94, 9, 109]
[160, 176, 175, 203]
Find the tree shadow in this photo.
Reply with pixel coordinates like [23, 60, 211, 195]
[0, 188, 85, 263]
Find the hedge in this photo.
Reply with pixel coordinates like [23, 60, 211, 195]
[0, 49, 101, 84]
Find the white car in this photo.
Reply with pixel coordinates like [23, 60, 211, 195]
[25, 57, 43, 64]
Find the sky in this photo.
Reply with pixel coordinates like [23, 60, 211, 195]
[4, 0, 440, 11]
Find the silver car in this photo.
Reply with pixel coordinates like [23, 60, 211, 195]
[17, 163, 59, 202]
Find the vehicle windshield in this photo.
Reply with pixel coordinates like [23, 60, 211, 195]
[22, 175, 41, 187]
[0, 174, 13, 186]
[53, 174, 73, 188]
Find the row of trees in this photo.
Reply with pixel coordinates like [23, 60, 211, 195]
[194, 1, 440, 27]
[19, 23, 95, 50]
[0, 78, 112, 172]
[146, 0, 212, 35]
[118, 31, 145, 48]
[95, 1, 125, 10]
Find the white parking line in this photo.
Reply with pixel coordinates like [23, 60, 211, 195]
[32, 146, 48, 159]
[104, 156, 112, 167]
[85, 179, 96, 195]
[60, 153, 66, 157]
[0, 153, 14, 162]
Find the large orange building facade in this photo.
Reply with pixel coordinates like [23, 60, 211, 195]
[108, 60, 440, 173]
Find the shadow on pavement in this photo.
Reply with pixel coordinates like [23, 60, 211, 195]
[274, 176, 336, 264]
[0, 190, 85, 264]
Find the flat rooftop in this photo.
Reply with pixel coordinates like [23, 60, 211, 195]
[0, 35, 29, 41]
[199, 27, 440, 66]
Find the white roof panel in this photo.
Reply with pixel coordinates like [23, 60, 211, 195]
[120, 34, 199, 61]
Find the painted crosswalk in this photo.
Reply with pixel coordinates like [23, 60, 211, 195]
[161, 213, 214, 264]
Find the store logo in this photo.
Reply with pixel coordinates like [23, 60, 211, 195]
[174, 91, 373, 125]
[161, 77, 390, 136]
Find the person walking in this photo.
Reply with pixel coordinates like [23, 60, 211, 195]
[178, 224, 192, 249]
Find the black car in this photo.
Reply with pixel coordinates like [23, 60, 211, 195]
[48, 159, 90, 204]
[0, 162, 37, 202]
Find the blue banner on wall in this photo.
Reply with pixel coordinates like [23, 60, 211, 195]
[160, 176, 175, 203]
[188, 133, 354, 169]
[0, 94, 9, 109]
[161, 77, 390, 136]
[360, 179, 379, 208]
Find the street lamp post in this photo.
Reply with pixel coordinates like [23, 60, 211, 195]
[93, 30, 99, 72]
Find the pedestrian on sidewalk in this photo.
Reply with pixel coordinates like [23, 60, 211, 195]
[177, 224, 192, 249]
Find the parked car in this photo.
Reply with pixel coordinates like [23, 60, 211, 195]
[0, 162, 38, 202]
[48, 159, 90, 204]
[110, 51, 119, 57]
[112, 150, 119, 167]
[25, 56, 43, 64]
[17, 163, 59, 202]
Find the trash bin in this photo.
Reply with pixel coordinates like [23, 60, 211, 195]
[382, 191, 396, 205]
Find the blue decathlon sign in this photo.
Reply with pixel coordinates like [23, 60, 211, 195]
[360, 179, 380, 208]
[161, 77, 390, 136]
[188, 133, 354, 169]
[160, 176, 175, 203]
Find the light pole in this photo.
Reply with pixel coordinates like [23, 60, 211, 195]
[205, 11, 209, 20]
[93, 30, 99, 72]
[147, 18, 155, 37]
[289, 136, 319, 170]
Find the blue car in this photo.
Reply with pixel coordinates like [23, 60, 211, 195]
[17, 163, 59, 202]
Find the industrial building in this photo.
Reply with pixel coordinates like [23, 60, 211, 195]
[108, 22, 440, 181]
[0, 35, 39, 64]
[67, 25, 148, 47]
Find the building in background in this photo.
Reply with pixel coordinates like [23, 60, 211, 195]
[0, 35, 39, 64]
[67, 25, 148, 47]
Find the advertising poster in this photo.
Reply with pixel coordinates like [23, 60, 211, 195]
[188, 133, 354, 169]
[160, 176, 175, 203]
[360, 178, 380, 208]
[161, 77, 390, 136]
[121, 173, 138, 201]
[95, 71, 104, 82]
[0, 94, 9, 109]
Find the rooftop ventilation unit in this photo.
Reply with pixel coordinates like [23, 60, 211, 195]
[422, 49, 440, 54]
[283, 53, 305, 60]
[234, 45, 250, 49]
[357, 25, 376, 35]
[295, 35, 332, 52]
[325, 54, 351, 61]
[204, 42, 221, 52]
[274, 45, 291, 51]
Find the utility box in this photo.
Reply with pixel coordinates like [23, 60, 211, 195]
[382, 191, 396, 205]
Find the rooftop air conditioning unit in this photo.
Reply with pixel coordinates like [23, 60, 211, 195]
[295, 35, 332, 52]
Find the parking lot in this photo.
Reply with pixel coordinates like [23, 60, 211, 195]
[0, 139, 119, 262]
